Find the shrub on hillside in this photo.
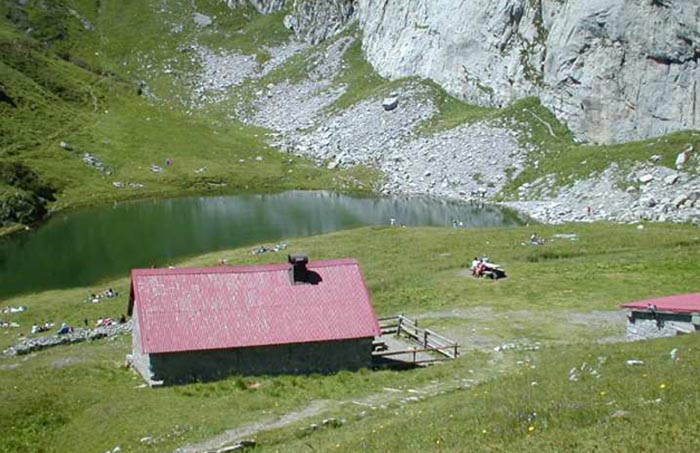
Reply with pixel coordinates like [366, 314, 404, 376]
[0, 162, 56, 226]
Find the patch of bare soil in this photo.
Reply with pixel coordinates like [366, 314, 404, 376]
[409, 306, 629, 351]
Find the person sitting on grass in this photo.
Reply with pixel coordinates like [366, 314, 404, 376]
[470, 257, 481, 275]
[474, 261, 487, 278]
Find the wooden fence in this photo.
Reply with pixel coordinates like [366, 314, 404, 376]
[376, 314, 459, 361]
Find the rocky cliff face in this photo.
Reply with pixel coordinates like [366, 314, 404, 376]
[359, 0, 545, 108]
[226, 0, 355, 44]
[542, 0, 700, 143]
[224, 0, 286, 14]
[284, 0, 355, 44]
[358, 0, 700, 144]
[228, 0, 699, 143]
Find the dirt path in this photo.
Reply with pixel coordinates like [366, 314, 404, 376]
[174, 306, 627, 452]
[174, 353, 517, 453]
[175, 399, 331, 453]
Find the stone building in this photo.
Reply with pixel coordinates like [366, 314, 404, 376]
[622, 293, 700, 341]
[127, 256, 380, 385]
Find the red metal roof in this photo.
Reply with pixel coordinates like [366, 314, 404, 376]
[621, 293, 700, 314]
[130, 259, 380, 354]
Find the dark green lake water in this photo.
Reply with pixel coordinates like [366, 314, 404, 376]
[0, 191, 524, 297]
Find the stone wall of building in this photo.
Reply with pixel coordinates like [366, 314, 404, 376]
[130, 309, 153, 383]
[146, 337, 374, 385]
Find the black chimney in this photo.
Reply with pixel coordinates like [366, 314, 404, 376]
[288, 254, 309, 284]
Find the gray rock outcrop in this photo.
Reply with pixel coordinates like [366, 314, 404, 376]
[357, 0, 700, 144]
[225, 1, 699, 143]
[224, 0, 286, 14]
[225, 0, 355, 44]
[542, 0, 700, 144]
[283, 0, 356, 44]
[214, 4, 700, 225]
[359, 0, 544, 108]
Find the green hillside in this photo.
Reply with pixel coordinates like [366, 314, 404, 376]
[0, 0, 374, 232]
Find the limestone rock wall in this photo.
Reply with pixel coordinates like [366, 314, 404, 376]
[225, 0, 356, 44]
[542, 0, 700, 143]
[224, 0, 286, 14]
[358, 0, 546, 108]
[358, 0, 700, 143]
[284, 0, 356, 44]
[226, 0, 699, 143]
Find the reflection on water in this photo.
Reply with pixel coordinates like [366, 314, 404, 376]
[0, 191, 524, 297]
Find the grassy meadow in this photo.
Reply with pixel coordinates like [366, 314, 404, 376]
[1, 222, 699, 452]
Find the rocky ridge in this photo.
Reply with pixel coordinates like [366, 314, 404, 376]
[225, 0, 355, 44]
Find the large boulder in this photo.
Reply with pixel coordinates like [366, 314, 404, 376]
[382, 96, 399, 111]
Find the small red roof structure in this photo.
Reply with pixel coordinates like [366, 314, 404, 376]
[128, 258, 380, 354]
[621, 293, 700, 314]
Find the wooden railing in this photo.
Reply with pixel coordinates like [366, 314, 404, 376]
[377, 315, 459, 360]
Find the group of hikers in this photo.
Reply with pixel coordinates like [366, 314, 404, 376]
[530, 233, 545, 245]
[251, 242, 287, 255]
[31, 321, 56, 334]
[86, 288, 119, 304]
[32, 314, 128, 335]
[94, 315, 126, 327]
[470, 256, 490, 277]
[31, 321, 74, 335]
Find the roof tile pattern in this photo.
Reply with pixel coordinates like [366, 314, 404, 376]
[131, 259, 380, 354]
[621, 293, 700, 314]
